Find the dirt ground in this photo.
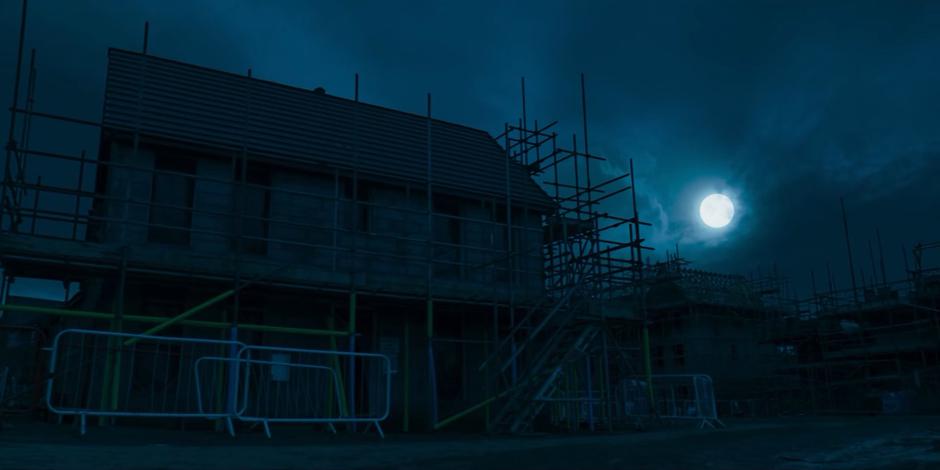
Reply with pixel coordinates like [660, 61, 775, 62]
[2, 416, 940, 469]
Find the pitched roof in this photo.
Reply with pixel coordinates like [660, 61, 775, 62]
[102, 48, 552, 209]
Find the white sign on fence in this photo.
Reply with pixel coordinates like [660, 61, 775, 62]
[270, 353, 291, 382]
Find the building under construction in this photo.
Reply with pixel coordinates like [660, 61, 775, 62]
[626, 242, 940, 418]
[2, 11, 939, 440]
[633, 255, 791, 416]
[765, 241, 940, 415]
[0, 23, 662, 435]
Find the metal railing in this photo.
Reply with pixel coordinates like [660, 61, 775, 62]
[45, 329, 392, 437]
[196, 356, 342, 438]
[618, 374, 724, 429]
[233, 345, 391, 438]
[46, 329, 244, 435]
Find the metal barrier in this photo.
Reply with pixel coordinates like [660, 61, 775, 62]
[45, 329, 392, 438]
[618, 374, 724, 429]
[195, 356, 344, 438]
[0, 325, 46, 413]
[235, 345, 392, 438]
[46, 329, 244, 435]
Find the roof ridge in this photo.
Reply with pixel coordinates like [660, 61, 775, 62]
[108, 48, 499, 140]
[104, 47, 554, 208]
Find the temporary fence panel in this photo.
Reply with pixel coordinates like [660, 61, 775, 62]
[197, 356, 344, 438]
[0, 325, 46, 413]
[236, 345, 392, 438]
[617, 374, 724, 429]
[45, 329, 244, 435]
[44, 329, 392, 438]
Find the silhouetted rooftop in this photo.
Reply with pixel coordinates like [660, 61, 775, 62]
[102, 48, 552, 208]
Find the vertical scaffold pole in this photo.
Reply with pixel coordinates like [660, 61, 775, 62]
[142, 21, 149, 54]
[108, 247, 128, 418]
[630, 159, 655, 416]
[602, 328, 612, 431]
[483, 326, 490, 428]
[427, 298, 437, 427]
[425, 93, 438, 429]
[585, 354, 594, 431]
[403, 315, 410, 432]
[840, 198, 859, 306]
[327, 305, 348, 417]
[347, 291, 357, 430]
[503, 123, 517, 384]
[4, 0, 29, 232]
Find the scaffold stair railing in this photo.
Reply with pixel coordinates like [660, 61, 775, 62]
[489, 318, 601, 433]
[477, 274, 586, 376]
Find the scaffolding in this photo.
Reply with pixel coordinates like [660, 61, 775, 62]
[764, 242, 940, 415]
[444, 76, 653, 433]
[624, 254, 796, 416]
[1, 2, 653, 435]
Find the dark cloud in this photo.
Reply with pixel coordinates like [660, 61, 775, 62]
[1, 0, 939, 296]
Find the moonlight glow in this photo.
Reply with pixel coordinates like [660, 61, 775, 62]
[699, 194, 735, 228]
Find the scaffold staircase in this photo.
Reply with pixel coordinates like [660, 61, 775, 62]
[478, 77, 650, 434]
[478, 270, 613, 433]
[489, 319, 601, 433]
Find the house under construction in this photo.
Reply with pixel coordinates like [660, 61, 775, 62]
[0, 21, 657, 435]
[634, 255, 791, 416]
[630, 242, 940, 418]
[3, 10, 938, 439]
[766, 241, 940, 415]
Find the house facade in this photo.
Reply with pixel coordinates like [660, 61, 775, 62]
[1, 48, 646, 434]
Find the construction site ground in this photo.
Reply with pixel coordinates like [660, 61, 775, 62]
[1, 415, 939, 469]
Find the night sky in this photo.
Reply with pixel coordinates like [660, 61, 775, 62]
[2, 0, 939, 297]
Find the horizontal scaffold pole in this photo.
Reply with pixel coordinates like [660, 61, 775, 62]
[1, 303, 348, 337]
[125, 289, 236, 345]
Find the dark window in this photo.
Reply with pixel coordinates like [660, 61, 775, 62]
[232, 160, 271, 255]
[493, 202, 508, 224]
[435, 318, 464, 401]
[511, 220, 524, 285]
[437, 340, 464, 401]
[433, 194, 462, 279]
[652, 345, 665, 369]
[357, 184, 371, 232]
[493, 202, 510, 282]
[673, 343, 686, 367]
[340, 178, 371, 233]
[148, 153, 196, 245]
[676, 384, 691, 413]
[730, 344, 738, 360]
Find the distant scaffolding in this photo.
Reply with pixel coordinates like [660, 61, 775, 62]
[762, 241, 940, 415]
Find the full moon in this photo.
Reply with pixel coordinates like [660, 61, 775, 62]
[699, 194, 735, 228]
